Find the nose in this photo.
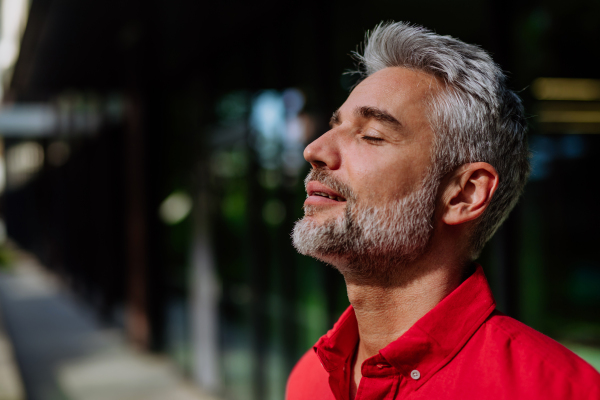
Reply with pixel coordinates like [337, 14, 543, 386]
[303, 130, 341, 170]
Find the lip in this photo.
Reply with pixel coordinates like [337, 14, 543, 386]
[305, 181, 347, 206]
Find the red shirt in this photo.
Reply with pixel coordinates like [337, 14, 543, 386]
[286, 266, 600, 400]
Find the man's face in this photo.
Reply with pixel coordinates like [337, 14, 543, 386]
[292, 67, 441, 281]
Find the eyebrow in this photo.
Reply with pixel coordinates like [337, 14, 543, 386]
[356, 106, 401, 128]
[329, 106, 401, 129]
[329, 110, 341, 127]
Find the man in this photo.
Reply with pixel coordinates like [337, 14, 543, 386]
[287, 22, 600, 400]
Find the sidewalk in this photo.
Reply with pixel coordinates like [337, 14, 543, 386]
[0, 302, 24, 400]
[0, 247, 220, 400]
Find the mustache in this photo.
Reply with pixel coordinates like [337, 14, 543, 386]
[304, 168, 356, 202]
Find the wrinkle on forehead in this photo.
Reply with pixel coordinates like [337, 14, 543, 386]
[346, 68, 443, 137]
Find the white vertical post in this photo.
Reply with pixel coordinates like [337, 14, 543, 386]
[190, 190, 221, 392]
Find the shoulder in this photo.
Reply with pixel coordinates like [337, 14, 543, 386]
[483, 312, 595, 371]
[286, 349, 333, 400]
[477, 311, 600, 394]
[427, 311, 600, 399]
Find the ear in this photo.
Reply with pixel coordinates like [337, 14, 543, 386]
[440, 162, 499, 226]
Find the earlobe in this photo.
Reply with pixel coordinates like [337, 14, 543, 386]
[441, 163, 499, 226]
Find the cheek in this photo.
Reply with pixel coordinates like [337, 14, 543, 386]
[351, 162, 420, 205]
[342, 142, 432, 203]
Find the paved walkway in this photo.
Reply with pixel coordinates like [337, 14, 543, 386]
[0, 303, 24, 400]
[0, 247, 219, 400]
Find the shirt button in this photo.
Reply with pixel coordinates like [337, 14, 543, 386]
[410, 370, 421, 380]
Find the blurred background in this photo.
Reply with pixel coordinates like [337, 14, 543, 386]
[0, 0, 598, 399]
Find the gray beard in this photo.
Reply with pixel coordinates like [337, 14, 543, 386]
[292, 169, 439, 283]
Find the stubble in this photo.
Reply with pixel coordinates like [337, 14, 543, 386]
[292, 168, 439, 284]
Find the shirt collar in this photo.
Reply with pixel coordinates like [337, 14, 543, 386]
[313, 304, 359, 372]
[313, 265, 496, 387]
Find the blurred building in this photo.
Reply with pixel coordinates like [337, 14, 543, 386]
[0, 0, 598, 399]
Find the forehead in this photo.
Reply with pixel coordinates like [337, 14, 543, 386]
[343, 67, 441, 116]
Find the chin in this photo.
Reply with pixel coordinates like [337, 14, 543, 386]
[292, 214, 342, 256]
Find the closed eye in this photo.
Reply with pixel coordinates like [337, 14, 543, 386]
[362, 136, 384, 143]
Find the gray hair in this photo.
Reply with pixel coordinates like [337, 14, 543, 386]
[353, 22, 530, 259]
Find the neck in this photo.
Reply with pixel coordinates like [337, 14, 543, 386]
[347, 262, 463, 355]
[345, 254, 468, 397]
